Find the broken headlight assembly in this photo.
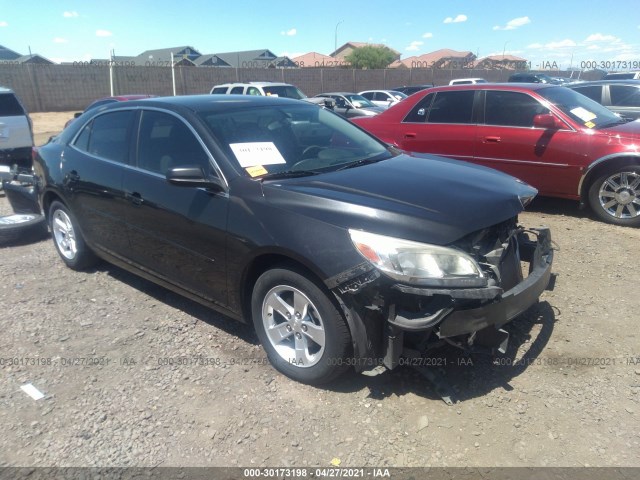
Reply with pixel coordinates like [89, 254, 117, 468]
[349, 229, 487, 288]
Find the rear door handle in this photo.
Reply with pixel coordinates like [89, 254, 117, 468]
[126, 192, 143, 206]
[483, 136, 501, 143]
[404, 133, 417, 139]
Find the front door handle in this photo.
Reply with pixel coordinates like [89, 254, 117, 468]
[483, 136, 501, 143]
[126, 192, 143, 206]
[404, 132, 417, 139]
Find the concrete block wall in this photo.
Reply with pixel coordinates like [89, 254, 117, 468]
[0, 64, 602, 113]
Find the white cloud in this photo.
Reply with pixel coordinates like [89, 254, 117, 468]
[0, 21, 8, 27]
[96, 29, 112, 37]
[405, 41, 423, 51]
[444, 14, 467, 24]
[53, 37, 68, 43]
[528, 39, 576, 50]
[585, 33, 618, 42]
[63, 11, 79, 18]
[280, 28, 297, 36]
[493, 16, 530, 31]
[422, 32, 433, 38]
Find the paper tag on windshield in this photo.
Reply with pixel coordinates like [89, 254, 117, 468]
[245, 165, 268, 177]
[230, 142, 286, 168]
[570, 107, 597, 122]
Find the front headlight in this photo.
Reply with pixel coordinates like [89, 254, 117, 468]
[349, 229, 486, 287]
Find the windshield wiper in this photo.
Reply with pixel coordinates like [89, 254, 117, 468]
[597, 118, 633, 128]
[335, 154, 390, 171]
[260, 170, 321, 181]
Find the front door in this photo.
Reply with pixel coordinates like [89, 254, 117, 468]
[122, 109, 229, 307]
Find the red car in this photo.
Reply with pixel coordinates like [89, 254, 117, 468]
[351, 84, 640, 227]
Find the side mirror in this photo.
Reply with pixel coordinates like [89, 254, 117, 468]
[533, 114, 563, 129]
[166, 166, 225, 191]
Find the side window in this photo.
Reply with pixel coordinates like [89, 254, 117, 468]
[247, 87, 261, 96]
[230, 86, 244, 94]
[0, 93, 26, 116]
[484, 91, 548, 127]
[361, 92, 374, 100]
[137, 110, 211, 176]
[427, 91, 475, 124]
[211, 87, 228, 94]
[74, 110, 134, 162]
[572, 86, 602, 103]
[610, 85, 640, 107]
[403, 93, 434, 123]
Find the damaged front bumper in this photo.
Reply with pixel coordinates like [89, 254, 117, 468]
[392, 227, 553, 336]
[333, 226, 554, 372]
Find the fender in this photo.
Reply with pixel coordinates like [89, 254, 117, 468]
[577, 152, 640, 197]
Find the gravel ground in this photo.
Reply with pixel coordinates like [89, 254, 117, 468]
[0, 114, 639, 468]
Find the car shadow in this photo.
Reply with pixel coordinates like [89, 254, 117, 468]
[100, 263, 260, 347]
[525, 196, 593, 221]
[95, 262, 556, 403]
[328, 301, 557, 403]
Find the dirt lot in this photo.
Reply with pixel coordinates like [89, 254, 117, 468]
[0, 113, 639, 468]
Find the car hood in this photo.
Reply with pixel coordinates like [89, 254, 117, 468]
[596, 119, 640, 139]
[262, 153, 536, 245]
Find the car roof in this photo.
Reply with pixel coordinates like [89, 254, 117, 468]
[418, 83, 556, 92]
[101, 94, 307, 113]
[317, 92, 357, 96]
[567, 80, 640, 86]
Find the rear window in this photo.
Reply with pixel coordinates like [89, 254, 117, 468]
[427, 91, 475, 124]
[0, 93, 26, 116]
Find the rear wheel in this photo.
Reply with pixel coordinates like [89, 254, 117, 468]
[251, 267, 352, 385]
[49, 201, 98, 270]
[588, 167, 640, 227]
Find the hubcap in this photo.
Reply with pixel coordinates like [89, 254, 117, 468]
[52, 209, 77, 260]
[261, 285, 326, 368]
[598, 171, 640, 219]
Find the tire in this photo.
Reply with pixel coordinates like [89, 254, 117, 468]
[588, 166, 640, 227]
[48, 201, 98, 270]
[251, 267, 352, 385]
[0, 213, 48, 246]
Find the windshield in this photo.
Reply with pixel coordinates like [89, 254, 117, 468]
[199, 103, 392, 178]
[261, 85, 306, 100]
[343, 94, 377, 108]
[538, 86, 622, 129]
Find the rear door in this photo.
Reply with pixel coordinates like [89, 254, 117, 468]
[121, 109, 229, 307]
[397, 90, 478, 162]
[474, 89, 579, 197]
[60, 109, 135, 255]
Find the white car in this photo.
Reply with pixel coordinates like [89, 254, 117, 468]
[358, 90, 407, 108]
[449, 78, 488, 85]
[0, 87, 33, 175]
[210, 81, 333, 108]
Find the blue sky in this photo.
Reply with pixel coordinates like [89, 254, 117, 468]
[1, 0, 639, 70]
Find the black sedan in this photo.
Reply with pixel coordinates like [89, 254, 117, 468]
[567, 80, 640, 120]
[33, 95, 553, 385]
[313, 92, 385, 118]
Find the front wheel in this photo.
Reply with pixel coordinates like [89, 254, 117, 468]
[49, 201, 99, 270]
[588, 167, 640, 227]
[251, 267, 352, 385]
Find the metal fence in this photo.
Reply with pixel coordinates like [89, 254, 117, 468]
[0, 63, 602, 113]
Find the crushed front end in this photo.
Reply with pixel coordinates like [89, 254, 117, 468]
[332, 217, 554, 372]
